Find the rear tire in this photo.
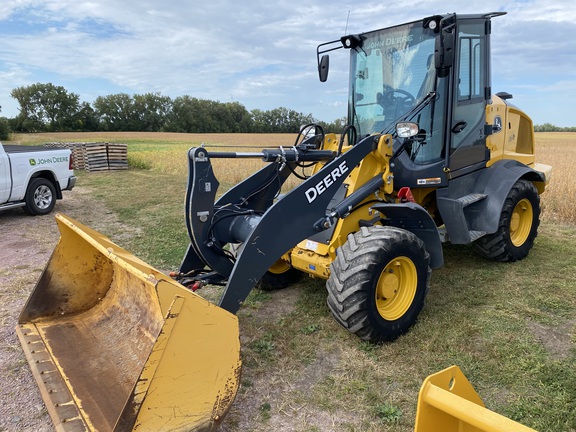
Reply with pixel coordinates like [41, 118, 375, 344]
[473, 179, 540, 262]
[24, 178, 56, 215]
[327, 226, 431, 343]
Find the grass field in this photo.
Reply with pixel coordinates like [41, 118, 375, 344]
[15, 130, 576, 224]
[10, 131, 576, 431]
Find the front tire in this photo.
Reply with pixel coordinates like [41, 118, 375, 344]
[24, 178, 56, 215]
[327, 226, 431, 343]
[229, 243, 301, 291]
[256, 259, 302, 291]
[473, 179, 540, 262]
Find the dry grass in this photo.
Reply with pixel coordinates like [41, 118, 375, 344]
[13, 132, 308, 192]
[12, 131, 297, 146]
[534, 132, 576, 224]
[12, 131, 575, 225]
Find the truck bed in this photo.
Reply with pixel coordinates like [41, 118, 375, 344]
[3, 144, 54, 154]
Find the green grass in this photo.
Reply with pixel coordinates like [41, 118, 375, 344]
[70, 136, 576, 432]
[76, 169, 188, 268]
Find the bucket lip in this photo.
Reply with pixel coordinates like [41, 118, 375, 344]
[16, 323, 90, 430]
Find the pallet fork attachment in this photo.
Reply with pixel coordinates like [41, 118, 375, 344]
[415, 366, 536, 432]
[17, 214, 241, 432]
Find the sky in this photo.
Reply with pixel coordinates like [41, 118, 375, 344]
[0, 0, 575, 126]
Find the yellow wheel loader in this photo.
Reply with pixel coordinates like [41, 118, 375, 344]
[174, 12, 551, 343]
[18, 11, 548, 431]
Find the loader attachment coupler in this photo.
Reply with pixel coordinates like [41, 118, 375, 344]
[17, 214, 241, 432]
[180, 134, 384, 313]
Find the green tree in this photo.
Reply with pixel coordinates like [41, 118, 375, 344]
[0, 117, 10, 140]
[0, 105, 7, 140]
[132, 93, 172, 131]
[10, 83, 80, 132]
[165, 95, 199, 132]
[210, 101, 253, 132]
[41, 84, 80, 131]
[94, 93, 136, 131]
[75, 102, 100, 131]
[251, 107, 315, 133]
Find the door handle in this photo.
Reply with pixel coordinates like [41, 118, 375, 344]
[451, 121, 467, 133]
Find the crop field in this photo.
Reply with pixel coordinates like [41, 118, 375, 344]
[17, 130, 576, 225]
[7, 131, 576, 431]
[533, 133, 576, 224]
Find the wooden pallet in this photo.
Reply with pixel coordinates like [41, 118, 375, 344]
[106, 143, 128, 170]
[85, 143, 109, 172]
[43, 142, 128, 171]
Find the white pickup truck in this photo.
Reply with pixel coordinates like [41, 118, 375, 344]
[0, 143, 76, 215]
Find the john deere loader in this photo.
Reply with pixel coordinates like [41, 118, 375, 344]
[18, 12, 549, 431]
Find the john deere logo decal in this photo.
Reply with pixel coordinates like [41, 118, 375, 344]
[27, 157, 68, 166]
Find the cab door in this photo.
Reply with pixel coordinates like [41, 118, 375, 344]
[447, 18, 490, 177]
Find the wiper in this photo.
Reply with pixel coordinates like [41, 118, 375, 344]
[381, 91, 437, 136]
[388, 91, 437, 160]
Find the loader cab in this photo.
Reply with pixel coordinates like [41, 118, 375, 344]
[318, 12, 506, 187]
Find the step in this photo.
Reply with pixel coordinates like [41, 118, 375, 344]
[469, 230, 487, 242]
[457, 193, 487, 207]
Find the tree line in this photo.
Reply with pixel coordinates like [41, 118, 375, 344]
[0, 83, 344, 138]
[0, 83, 573, 140]
[533, 123, 576, 132]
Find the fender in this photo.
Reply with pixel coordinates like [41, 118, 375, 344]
[471, 159, 545, 235]
[436, 159, 545, 243]
[371, 202, 444, 269]
[24, 170, 63, 200]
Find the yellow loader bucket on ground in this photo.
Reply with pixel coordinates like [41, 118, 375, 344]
[415, 366, 536, 432]
[16, 214, 241, 432]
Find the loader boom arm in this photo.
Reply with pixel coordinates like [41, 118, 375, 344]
[181, 134, 384, 313]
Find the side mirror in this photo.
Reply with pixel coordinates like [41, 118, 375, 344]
[318, 54, 330, 82]
[434, 31, 454, 77]
[319, 55, 329, 82]
[396, 122, 419, 138]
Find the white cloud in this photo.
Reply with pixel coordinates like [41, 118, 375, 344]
[0, 0, 574, 125]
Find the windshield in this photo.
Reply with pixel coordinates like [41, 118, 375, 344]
[349, 21, 438, 139]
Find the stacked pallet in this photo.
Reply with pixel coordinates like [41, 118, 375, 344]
[72, 144, 87, 170]
[43, 142, 128, 171]
[85, 143, 109, 172]
[106, 143, 129, 171]
[44, 142, 85, 170]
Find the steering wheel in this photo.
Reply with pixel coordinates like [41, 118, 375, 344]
[378, 89, 415, 111]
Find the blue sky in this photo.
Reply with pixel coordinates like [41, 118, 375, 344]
[0, 0, 575, 126]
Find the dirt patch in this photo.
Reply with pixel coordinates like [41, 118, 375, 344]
[528, 319, 575, 360]
[0, 187, 136, 432]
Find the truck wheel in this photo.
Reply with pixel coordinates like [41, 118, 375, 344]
[256, 259, 302, 291]
[24, 178, 56, 215]
[327, 226, 431, 343]
[473, 179, 540, 262]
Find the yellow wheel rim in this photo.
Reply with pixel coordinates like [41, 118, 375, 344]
[510, 198, 533, 247]
[268, 259, 292, 275]
[375, 257, 417, 321]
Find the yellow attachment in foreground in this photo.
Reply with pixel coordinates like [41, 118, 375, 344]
[415, 366, 536, 432]
[16, 214, 241, 432]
